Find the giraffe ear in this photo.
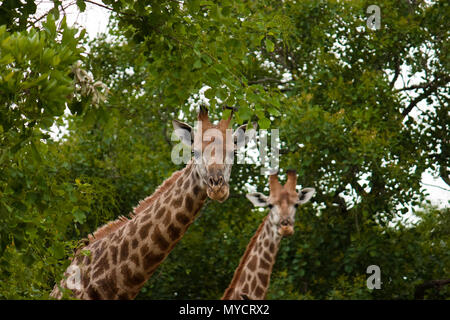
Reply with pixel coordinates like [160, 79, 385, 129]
[233, 124, 256, 150]
[246, 192, 269, 207]
[173, 120, 194, 146]
[297, 188, 315, 205]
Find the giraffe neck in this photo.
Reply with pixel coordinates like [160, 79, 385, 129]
[60, 161, 208, 300]
[222, 214, 282, 300]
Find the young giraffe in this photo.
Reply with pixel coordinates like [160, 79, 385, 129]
[222, 170, 315, 300]
[50, 106, 248, 300]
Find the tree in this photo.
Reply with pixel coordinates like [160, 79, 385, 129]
[0, 0, 448, 299]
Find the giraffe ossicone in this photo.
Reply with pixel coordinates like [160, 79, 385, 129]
[222, 170, 315, 300]
[51, 106, 248, 300]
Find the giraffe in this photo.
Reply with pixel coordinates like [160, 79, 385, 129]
[221, 170, 315, 300]
[50, 106, 248, 300]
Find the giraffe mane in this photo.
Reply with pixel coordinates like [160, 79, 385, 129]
[132, 165, 188, 216]
[86, 162, 191, 245]
[221, 215, 269, 299]
[87, 216, 129, 243]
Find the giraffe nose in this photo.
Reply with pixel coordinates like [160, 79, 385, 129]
[208, 174, 224, 187]
[280, 219, 291, 226]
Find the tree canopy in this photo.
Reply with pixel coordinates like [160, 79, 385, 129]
[0, 0, 448, 299]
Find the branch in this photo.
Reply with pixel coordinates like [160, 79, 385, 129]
[332, 186, 348, 214]
[333, 195, 348, 214]
[248, 77, 283, 85]
[82, 0, 136, 17]
[397, 82, 434, 92]
[439, 166, 450, 188]
[414, 279, 450, 299]
[422, 182, 450, 192]
[162, 123, 172, 148]
[350, 180, 368, 198]
[83, 0, 115, 11]
[389, 57, 401, 88]
[30, 1, 77, 27]
[401, 76, 450, 117]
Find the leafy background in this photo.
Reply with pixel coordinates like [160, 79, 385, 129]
[0, 0, 448, 299]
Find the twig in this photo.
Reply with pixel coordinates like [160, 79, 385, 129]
[414, 279, 450, 299]
[389, 57, 401, 88]
[401, 76, 449, 117]
[248, 77, 284, 85]
[83, 0, 115, 12]
[30, 1, 77, 27]
[422, 183, 450, 192]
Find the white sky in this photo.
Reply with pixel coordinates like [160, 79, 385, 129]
[34, 2, 449, 212]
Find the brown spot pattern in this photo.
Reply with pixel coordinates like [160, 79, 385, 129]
[269, 243, 275, 253]
[128, 221, 137, 236]
[120, 239, 129, 262]
[239, 271, 246, 283]
[151, 225, 170, 251]
[97, 276, 118, 299]
[140, 244, 150, 256]
[163, 211, 172, 225]
[87, 285, 102, 300]
[155, 207, 165, 219]
[139, 221, 153, 239]
[131, 238, 138, 249]
[168, 224, 181, 241]
[172, 197, 183, 208]
[121, 264, 145, 288]
[251, 278, 257, 291]
[259, 258, 270, 270]
[130, 253, 140, 267]
[92, 254, 109, 279]
[143, 252, 165, 270]
[176, 212, 190, 225]
[257, 272, 269, 287]
[247, 255, 257, 271]
[185, 195, 194, 212]
[255, 286, 264, 297]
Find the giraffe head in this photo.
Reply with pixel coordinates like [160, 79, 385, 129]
[246, 170, 315, 236]
[173, 106, 248, 202]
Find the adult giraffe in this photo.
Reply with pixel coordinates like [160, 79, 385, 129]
[51, 106, 248, 299]
[222, 170, 315, 300]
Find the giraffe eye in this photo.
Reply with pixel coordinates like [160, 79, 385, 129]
[268, 204, 273, 209]
[294, 203, 299, 208]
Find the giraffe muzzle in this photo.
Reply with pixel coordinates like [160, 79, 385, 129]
[206, 183, 229, 203]
[206, 173, 229, 202]
[278, 219, 294, 236]
[208, 175, 224, 188]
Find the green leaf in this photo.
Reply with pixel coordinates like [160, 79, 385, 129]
[52, 243, 65, 259]
[268, 107, 280, 116]
[216, 87, 228, 100]
[258, 117, 271, 129]
[193, 59, 202, 70]
[203, 87, 215, 99]
[222, 108, 232, 120]
[265, 39, 274, 52]
[238, 105, 252, 121]
[73, 209, 86, 224]
[30, 141, 42, 163]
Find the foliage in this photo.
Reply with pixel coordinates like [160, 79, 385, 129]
[0, 0, 449, 300]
